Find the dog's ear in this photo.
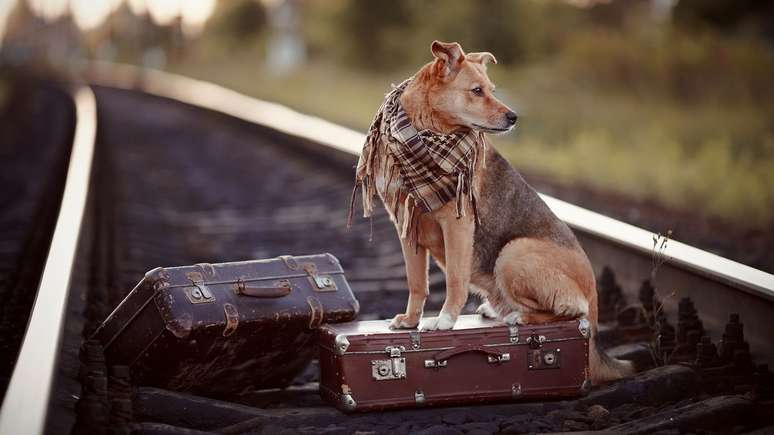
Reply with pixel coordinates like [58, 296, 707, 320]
[431, 40, 465, 78]
[466, 52, 497, 69]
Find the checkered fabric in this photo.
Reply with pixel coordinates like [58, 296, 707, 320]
[348, 78, 485, 243]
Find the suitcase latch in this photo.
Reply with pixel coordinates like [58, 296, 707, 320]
[302, 263, 337, 292]
[312, 275, 336, 291]
[528, 347, 561, 370]
[409, 331, 421, 349]
[526, 334, 546, 349]
[371, 346, 407, 381]
[183, 283, 215, 304]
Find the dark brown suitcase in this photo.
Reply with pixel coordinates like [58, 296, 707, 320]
[319, 315, 590, 412]
[92, 254, 359, 396]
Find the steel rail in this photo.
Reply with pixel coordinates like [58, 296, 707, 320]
[84, 62, 774, 361]
[0, 87, 97, 435]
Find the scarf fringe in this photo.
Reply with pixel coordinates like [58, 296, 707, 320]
[346, 182, 359, 228]
[455, 172, 466, 218]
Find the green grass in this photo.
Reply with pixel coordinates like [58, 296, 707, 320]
[167, 44, 774, 229]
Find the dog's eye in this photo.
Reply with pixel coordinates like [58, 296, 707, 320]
[471, 87, 483, 96]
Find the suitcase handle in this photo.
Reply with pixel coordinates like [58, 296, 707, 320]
[429, 344, 510, 367]
[235, 280, 292, 298]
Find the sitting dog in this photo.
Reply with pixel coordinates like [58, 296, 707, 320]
[349, 40, 633, 383]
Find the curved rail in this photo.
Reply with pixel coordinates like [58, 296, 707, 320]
[0, 87, 97, 435]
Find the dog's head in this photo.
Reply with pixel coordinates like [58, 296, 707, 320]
[412, 41, 517, 134]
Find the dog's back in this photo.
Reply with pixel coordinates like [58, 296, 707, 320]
[473, 146, 579, 275]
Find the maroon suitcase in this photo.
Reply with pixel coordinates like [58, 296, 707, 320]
[319, 315, 590, 412]
[92, 254, 359, 396]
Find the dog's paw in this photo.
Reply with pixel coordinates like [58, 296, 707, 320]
[418, 316, 439, 331]
[389, 313, 420, 329]
[419, 312, 456, 331]
[502, 310, 525, 326]
[476, 301, 498, 319]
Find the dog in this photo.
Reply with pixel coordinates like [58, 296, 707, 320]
[352, 40, 634, 383]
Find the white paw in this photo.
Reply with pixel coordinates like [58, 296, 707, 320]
[502, 310, 525, 326]
[419, 312, 456, 331]
[476, 301, 498, 319]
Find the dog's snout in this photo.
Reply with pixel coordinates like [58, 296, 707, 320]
[505, 111, 518, 125]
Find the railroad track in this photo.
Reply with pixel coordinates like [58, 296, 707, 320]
[0, 82, 75, 398]
[0, 65, 773, 435]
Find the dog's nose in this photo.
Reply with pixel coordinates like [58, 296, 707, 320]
[505, 111, 518, 125]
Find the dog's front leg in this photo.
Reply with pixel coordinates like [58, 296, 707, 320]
[419, 213, 475, 331]
[389, 236, 429, 329]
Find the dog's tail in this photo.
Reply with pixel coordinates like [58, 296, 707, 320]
[589, 329, 635, 383]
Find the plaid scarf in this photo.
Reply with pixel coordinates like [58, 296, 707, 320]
[347, 78, 485, 244]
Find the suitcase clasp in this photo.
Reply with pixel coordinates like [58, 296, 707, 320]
[409, 331, 421, 349]
[184, 271, 215, 304]
[371, 346, 407, 381]
[528, 348, 561, 370]
[312, 275, 336, 291]
[184, 283, 216, 304]
[302, 263, 337, 292]
[526, 334, 546, 349]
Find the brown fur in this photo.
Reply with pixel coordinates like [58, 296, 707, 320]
[379, 41, 633, 383]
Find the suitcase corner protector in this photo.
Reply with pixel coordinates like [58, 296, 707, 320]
[334, 334, 350, 355]
[340, 393, 357, 412]
[578, 318, 591, 338]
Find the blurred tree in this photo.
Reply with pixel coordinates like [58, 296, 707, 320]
[674, 0, 774, 38]
[321, 0, 582, 71]
[334, 0, 414, 70]
[450, 0, 530, 64]
[205, 0, 265, 45]
[1, 0, 82, 66]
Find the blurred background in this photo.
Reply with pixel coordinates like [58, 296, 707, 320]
[1, 0, 773, 266]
